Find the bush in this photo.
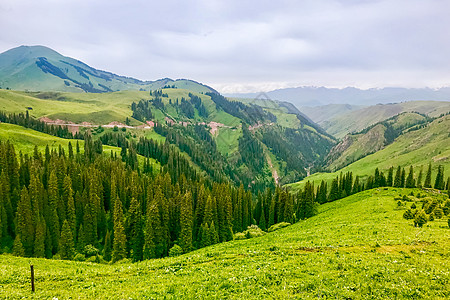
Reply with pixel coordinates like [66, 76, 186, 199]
[268, 222, 291, 233]
[403, 209, 414, 220]
[84, 245, 99, 257]
[411, 203, 417, 209]
[448, 218, 450, 228]
[402, 195, 410, 201]
[169, 244, 183, 257]
[74, 253, 86, 261]
[233, 225, 266, 240]
[414, 210, 428, 227]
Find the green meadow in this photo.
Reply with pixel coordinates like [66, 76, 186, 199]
[0, 188, 448, 299]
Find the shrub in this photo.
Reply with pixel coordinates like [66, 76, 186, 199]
[169, 244, 183, 257]
[84, 245, 99, 257]
[403, 209, 414, 220]
[74, 253, 86, 261]
[414, 210, 428, 227]
[411, 203, 417, 209]
[448, 218, 450, 228]
[233, 225, 266, 240]
[268, 222, 291, 232]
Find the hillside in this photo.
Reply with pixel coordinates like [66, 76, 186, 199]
[303, 100, 450, 138]
[325, 112, 429, 171]
[0, 88, 335, 188]
[0, 45, 217, 94]
[287, 114, 450, 192]
[1, 187, 448, 299]
[0, 122, 160, 171]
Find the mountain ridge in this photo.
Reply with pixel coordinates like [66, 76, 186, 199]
[0, 45, 218, 94]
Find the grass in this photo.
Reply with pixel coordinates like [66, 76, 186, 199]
[0, 123, 161, 173]
[287, 115, 450, 192]
[1, 187, 449, 299]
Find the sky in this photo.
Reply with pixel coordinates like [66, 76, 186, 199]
[1, 0, 449, 93]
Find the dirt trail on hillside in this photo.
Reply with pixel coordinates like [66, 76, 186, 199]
[266, 154, 279, 184]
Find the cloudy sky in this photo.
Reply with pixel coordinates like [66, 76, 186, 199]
[1, 0, 449, 93]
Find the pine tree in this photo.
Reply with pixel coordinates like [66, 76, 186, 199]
[59, 220, 75, 260]
[179, 192, 193, 253]
[112, 197, 127, 262]
[283, 190, 295, 223]
[64, 175, 76, 239]
[47, 170, 60, 254]
[143, 201, 158, 260]
[434, 165, 445, 190]
[424, 163, 432, 188]
[16, 187, 34, 256]
[416, 166, 423, 188]
[405, 166, 415, 188]
[394, 166, 402, 188]
[400, 168, 406, 188]
[328, 177, 340, 202]
[103, 230, 112, 261]
[126, 197, 144, 261]
[209, 221, 219, 245]
[12, 234, 25, 256]
[386, 167, 394, 187]
[33, 217, 46, 258]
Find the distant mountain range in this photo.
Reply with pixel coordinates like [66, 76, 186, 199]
[0, 45, 218, 94]
[227, 86, 450, 106]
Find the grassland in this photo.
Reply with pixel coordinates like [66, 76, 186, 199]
[0, 123, 160, 172]
[1, 187, 449, 299]
[288, 115, 450, 192]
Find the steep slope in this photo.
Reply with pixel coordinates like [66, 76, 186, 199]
[287, 114, 450, 191]
[325, 112, 429, 171]
[299, 104, 366, 127]
[0, 45, 217, 93]
[311, 100, 450, 138]
[1, 188, 448, 299]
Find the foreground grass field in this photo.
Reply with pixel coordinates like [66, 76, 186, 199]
[1, 188, 448, 299]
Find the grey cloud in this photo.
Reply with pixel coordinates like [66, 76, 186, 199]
[1, 0, 449, 93]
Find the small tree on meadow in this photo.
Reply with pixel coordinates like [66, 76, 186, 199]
[414, 210, 428, 227]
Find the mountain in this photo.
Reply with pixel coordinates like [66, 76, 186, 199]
[0, 87, 335, 188]
[227, 86, 450, 107]
[0, 45, 217, 94]
[324, 112, 429, 171]
[287, 113, 450, 192]
[302, 100, 450, 138]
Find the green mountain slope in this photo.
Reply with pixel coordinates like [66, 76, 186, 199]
[0, 122, 160, 171]
[287, 114, 450, 192]
[303, 101, 450, 138]
[0, 87, 335, 188]
[325, 112, 429, 171]
[1, 187, 448, 299]
[0, 45, 217, 93]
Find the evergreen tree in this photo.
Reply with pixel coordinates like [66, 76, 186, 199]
[424, 163, 432, 188]
[386, 167, 394, 187]
[126, 197, 144, 261]
[400, 168, 406, 188]
[208, 221, 219, 245]
[405, 166, 415, 188]
[12, 234, 25, 256]
[434, 165, 445, 190]
[47, 170, 60, 254]
[143, 200, 158, 260]
[112, 198, 127, 262]
[16, 187, 34, 256]
[33, 217, 46, 257]
[416, 166, 423, 188]
[64, 175, 76, 238]
[59, 220, 75, 260]
[394, 166, 402, 188]
[103, 230, 112, 261]
[328, 177, 340, 202]
[179, 192, 193, 253]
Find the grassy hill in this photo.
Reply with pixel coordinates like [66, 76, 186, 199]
[1, 187, 448, 299]
[0, 88, 335, 186]
[287, 114, 450, 192]
[325, 112, 429, 171]
[0, 123, 160, 172]
[302, 101, 450, 138]
[0, 45, 217, 94]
